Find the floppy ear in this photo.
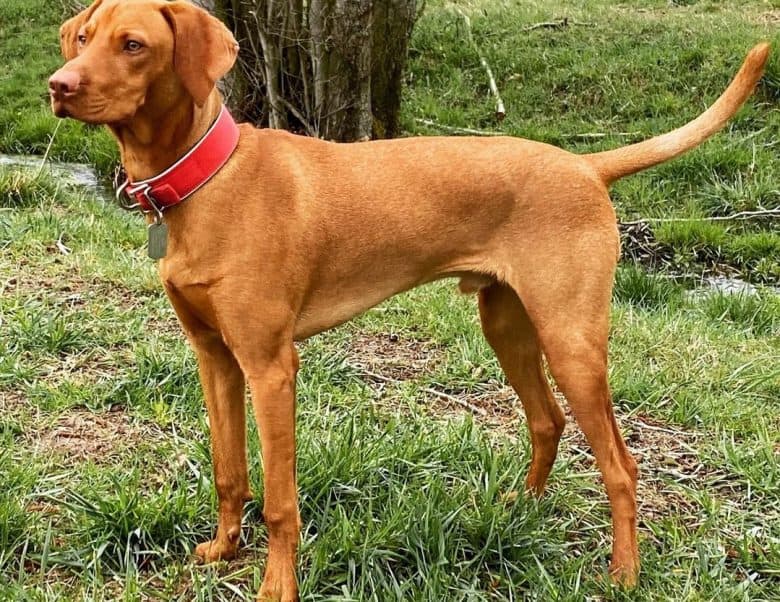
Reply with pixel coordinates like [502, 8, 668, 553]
[59, 0, 105, 60]
[161, 1, 239, 107]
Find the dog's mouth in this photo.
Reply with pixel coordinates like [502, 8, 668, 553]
[49, 94, 119, 125]
[50, 90, 85, 120]
[50, 97, 72, 119]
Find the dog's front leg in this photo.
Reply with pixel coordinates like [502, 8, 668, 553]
[165, 287, 253, 562]
[188, 330, 253, 562]
[241, 340, 300, 602]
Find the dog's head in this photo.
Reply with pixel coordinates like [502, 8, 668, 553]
[49, 0, 238, 124]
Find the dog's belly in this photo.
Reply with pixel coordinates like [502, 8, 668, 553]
[292, 223, 499, 340]
[294, 285, 409, 340]
[293, 270, 495, 340]
[293, 275, 439, 340]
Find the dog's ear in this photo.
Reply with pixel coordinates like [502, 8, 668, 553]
[161, 1, 239, 107]
[59, 0, 105, 60]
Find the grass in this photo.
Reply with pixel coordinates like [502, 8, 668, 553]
[701, 291, 780, 336]
[0, 166, 65, 210]
[1, 0, 779, 600]
[613, 265, 685, 310]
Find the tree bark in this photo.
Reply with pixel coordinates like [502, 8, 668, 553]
[310, 0, 373, 140]
[370, 0, 417, 139]
[211, 0, 418, 142]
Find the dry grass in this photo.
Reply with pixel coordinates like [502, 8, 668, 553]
[30, 408, 166, 465]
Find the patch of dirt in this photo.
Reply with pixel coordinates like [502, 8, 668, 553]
[346, 331, 444, 380]
[2, 265, 178, 334]
[756, 9, 780, 25]
[346, 331, 519, 428]
[624, 416, 706, 520]
[431, 382, 518, 427]
[559, 405, 704, 521]
[0, 388, 45, 433]
[0, 388, 31, 414]
[558, 399, 756, 527]
[30, 407, 166, 465]
[4, 264, 181, 399]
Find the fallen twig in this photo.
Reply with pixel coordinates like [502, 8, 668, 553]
[563, 131, 642, 140]
[355, 366, 489, 417]
[522, 17, 594, 32]
[632, 417, 698, 438]
[55, 236, 71, 256]
[620, 208, 780, 226]
[415, 118, 504, 136]
[455, 8, 505, 120]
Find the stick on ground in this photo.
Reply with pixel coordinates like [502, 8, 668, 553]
[456, 8, 505, 121]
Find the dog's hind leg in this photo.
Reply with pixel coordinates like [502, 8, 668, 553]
[541, 317, 638, 584]
[508, 227, 639, 585]
[478, 282, 565, 495]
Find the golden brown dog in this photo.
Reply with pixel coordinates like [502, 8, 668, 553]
[48, 0, 769, 599]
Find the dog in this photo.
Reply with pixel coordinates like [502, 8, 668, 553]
[48, 0, 770, 599]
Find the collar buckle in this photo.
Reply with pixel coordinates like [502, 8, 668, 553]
[121, 181, 165, 220]
[115, 178, 142, 211]
[135, 183, 165, 220]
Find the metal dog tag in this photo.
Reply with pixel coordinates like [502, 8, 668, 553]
[147, 221, 168, 259]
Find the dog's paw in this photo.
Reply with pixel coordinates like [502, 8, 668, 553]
[257, 550, 298, 601]
[608, 561, 639, 588]
[193, 537, 238, 563]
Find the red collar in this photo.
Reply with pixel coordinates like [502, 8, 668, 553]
[117, 106, 239, 214]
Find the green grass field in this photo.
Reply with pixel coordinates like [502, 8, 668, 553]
[1, 0, 779, 600]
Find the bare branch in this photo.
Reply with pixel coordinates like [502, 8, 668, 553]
[414, 118, 504, 136]
[620, 208, 780, 226]
[562, 131, 642, 140]
[521, 17, 594, 32]
[455, 8, 505, 121]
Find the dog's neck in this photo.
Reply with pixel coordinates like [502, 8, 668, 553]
[109, 90, 223, 182]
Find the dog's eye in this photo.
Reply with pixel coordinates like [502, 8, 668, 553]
[124, 40, 143, 52]
[77, 34, 87, 46]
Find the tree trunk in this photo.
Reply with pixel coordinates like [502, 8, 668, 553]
[211, 0, 418, 142]
[310, 0, 373, 141]
[370, 0, 417, 139]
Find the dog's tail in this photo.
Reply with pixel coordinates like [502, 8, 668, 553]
[584, 43, 770, 186]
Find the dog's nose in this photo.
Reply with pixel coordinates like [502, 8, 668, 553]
[48, 69, 81, 97]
